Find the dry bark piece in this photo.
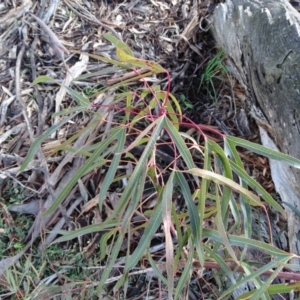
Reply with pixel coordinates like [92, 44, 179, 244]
[28, 12, 69, 71]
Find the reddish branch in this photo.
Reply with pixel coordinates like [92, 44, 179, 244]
[200, 261, 300, 281]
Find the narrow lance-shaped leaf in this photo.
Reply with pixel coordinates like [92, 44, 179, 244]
[240, 262, 270, 300]
[125, 200, 163, 271]
[97, 232, 124, 294]
[168, 92, 183, 122]
[121, 166, 147, 230]
[172, 205, 184, 268]
[203, 229, 292, 258]
[220, 256, 291, 300]
[53, 220, 120, 244]
[204, 245, 236, 283]
[98, 128, 126, 211]
[281, 201, 300, 219]
[61, 85, 89, 105]
[224, 137, 244, 169]
[186, 168, 263, 207]
[20, 113, 80, 171]
[163, 117, 198, 183]
[197, 138, 211, 267]
[161, 172, 175, 298]
[48, 120, 99, 157]
[225, 138, 253, 239]
[51, 104, 88, 116]
[237, 281, 300, 299]
[117, 48, 165, 73]
[207, 139, 232, 219]
[174, 244, 193, 300]
[107, 115, 165, 221]
[31, 75, 57, 85]
[219, 260, 280, 300]
[147, 252, 168, 286]
[174, 172, 201, 245]
[103, 33, 134, 57]
[226, 136, 300, 168]
[43, 127, 124, 216]
[241, 256, 289, 300]
[230, 159, 286, 217]
[215, 182, 239, 265]
[77, 51, 132, 69]
[227, 194, 241, 234]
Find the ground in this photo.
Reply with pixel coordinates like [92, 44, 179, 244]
[0, 0, 295, 299]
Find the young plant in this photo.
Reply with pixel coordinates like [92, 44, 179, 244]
[6, 35, 300, 300]
[198, 49, 228, 101]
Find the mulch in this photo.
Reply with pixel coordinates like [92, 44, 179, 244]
[0, 0, 291, 298]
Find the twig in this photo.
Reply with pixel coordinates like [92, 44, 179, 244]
[63, 0, 121, 39]
[199, 261, 300, 281]
[41, 196, 84, 247]
[106, 68, 150, 85]
[27, 12, 69, 72]
[29, 15, 44, 135]
[16, 34, 35, 141]
[16, 19, 72, 233]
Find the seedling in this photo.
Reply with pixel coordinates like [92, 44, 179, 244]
[198, 49, 227, 101]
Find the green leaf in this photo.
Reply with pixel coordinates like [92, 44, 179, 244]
[193, 139, 211, 268]
[203, 229, 291, 258]
[125, 200, 163, 271]
[243, 256, 289, 300]
[174, 244, 193, 300]
[270, 281, 300, 294]
[207, 139, 232, 219]
[117, 50, 165, 72]
[230, 160, 286, 217]
[241, 262, 270, 300]
[165, 98, 180, 130]
[19, 113, 79, 171]
[237, 281, 300, 298]
[204, 245, 236, 283]
[282, 201, 300, 218]
[161, 172, 175, 297]
[78, 51, 132, 69]
[225, 138, 253, 240]
[163, 117, 198, 182]
[42, 127, 124, 216]
[61, 85, 89, 105]
[99, 231, 115, 261]
[168, 93, 182, 122]
[47, 120, 99, 156]
[215, 182, 239, 265]
[121, 166, 147, 230]
[227, 194, 241, 235]
[31, 75, 57, 85]
[51, 104, 88, 116]
[226, 136, 300, 168]
[186, 168, 262, 207]
[219, 259, 288, 300]
[53, 220, 119, 243]
[107, 115, 165, 221]
[172, 205, 184, 268]
[97, 233, 124, 293]
[98, 128, 126, 211]
[103, 33, 134, 57]
[147, 252, 168, 286]
[175, 172, 200, 244]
